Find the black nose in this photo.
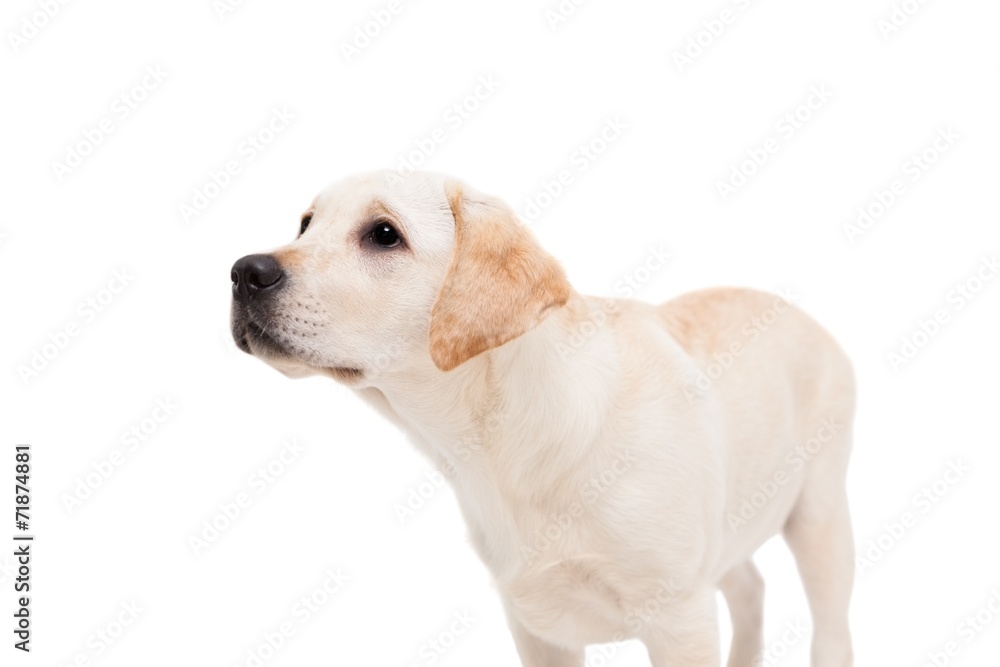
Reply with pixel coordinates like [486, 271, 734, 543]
[231, 254, 284, 301]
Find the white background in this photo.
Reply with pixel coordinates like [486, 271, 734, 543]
[2, 0, 999, 665]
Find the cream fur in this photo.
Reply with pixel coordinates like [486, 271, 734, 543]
[231, 170, 856, 667]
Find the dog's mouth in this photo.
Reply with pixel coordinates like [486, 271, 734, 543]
[232, 308, 365, 383]
[325, 367, 364, 383]
[238, 319, 284, 355]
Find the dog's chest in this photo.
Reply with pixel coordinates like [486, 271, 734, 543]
[449, 465, 649, 615]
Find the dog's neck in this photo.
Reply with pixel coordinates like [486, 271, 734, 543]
[353, 291, 623, 573]
[357, 291, 617, 485]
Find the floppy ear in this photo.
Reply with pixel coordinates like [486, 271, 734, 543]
[428, 181, 571, 372]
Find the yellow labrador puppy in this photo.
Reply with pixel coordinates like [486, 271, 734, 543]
[230, 170, 855, 667]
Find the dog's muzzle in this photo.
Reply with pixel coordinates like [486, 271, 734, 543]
[230, 253, 288, 356]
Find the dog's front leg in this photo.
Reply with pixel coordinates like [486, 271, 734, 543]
[642, 587, 721, 667]
[504, 603, 583, 667]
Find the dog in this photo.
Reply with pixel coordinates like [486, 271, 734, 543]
[230, 170, 856, 666]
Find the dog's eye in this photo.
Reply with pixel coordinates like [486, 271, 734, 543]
[299, 214, 312, 237]
[369, 222, 401, 248]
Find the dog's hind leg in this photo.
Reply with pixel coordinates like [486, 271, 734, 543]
[782, 433, 855, 667]
[718, 560, 765, 667]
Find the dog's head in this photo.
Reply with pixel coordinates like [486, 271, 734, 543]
[230, 171, 570, 385]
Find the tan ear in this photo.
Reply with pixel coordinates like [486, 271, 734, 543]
[429, 182, 571, 371]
